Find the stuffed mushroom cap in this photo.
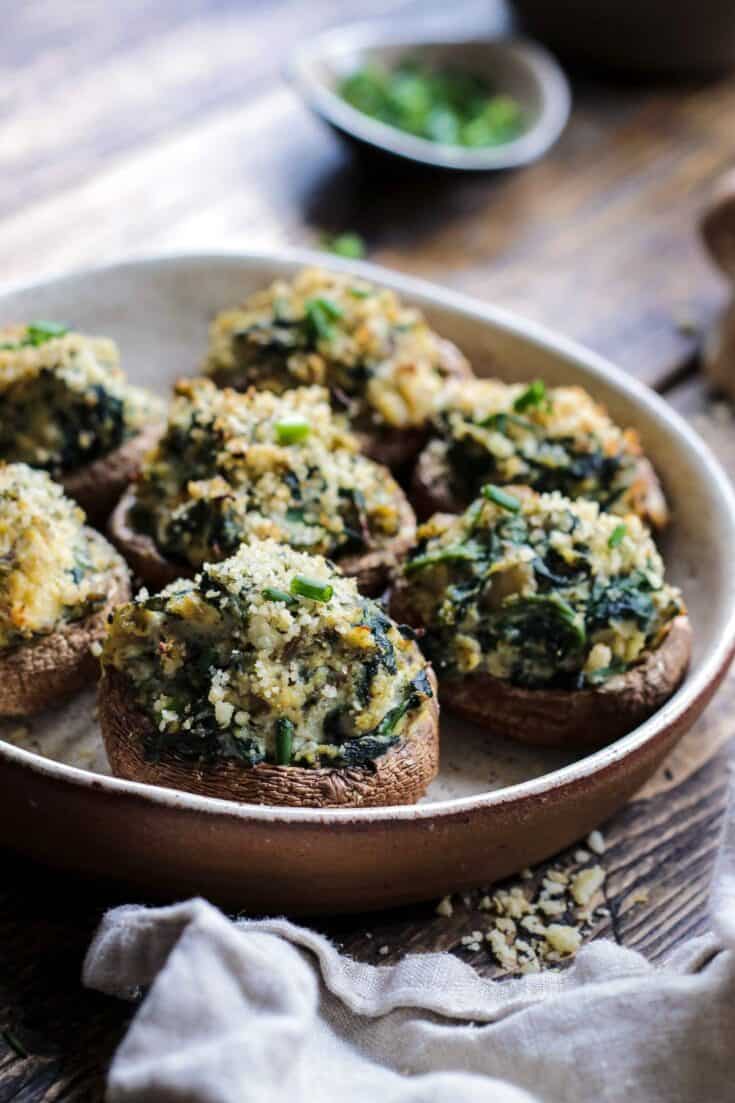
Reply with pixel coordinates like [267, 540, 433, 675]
[0, 321, 164, 517]
[0, 462, 130, 715]
[391, 485, 689, 746]
[202, 266, 472, 466]
[110, 379, 415, 594]
[99, 539, 438, 806]
[412, 378, 668, 527]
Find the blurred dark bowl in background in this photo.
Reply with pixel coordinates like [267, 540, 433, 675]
[511, 0, 735, 77]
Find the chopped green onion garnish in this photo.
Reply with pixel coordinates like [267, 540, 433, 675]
[405, 544, 483, 573]
[275, 717, 294, 765]
[349, 285, 371, 298]
[26, 320, 69, 343]
[608, 523, 627, 548]
[513, 380, 547, 413]
[0, 320, 69, 351]
[482, 484, 521, 513]
[275, 416, 310, 445]
[290, 575, 334, 602]
[304, 296, 344, 341]
[262, 587, 297, 605]
[321, 232, 366, 259]
[338, 61, 524, 149]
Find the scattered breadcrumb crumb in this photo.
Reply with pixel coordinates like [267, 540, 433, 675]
[587, 830, 606, 855]
[628, 887, 650, 907]
[571, 866, 606, 907]
[378, 945, 390, 956]
[546, 924, 582, 954]
[436, 895, 454, 918]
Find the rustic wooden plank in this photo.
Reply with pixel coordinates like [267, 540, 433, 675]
[1, 5, 734, 386]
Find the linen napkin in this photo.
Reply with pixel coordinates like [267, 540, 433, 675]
[84, 777, 735, 1103]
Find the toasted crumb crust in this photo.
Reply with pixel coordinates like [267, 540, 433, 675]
[355, 337, 474, 470]
[61, 421, 162, 523]
[411, 442, 670, 528]
[391, 576, 691, 747]
[109, 484, 417, 596]
[99, 664, 439, 808]
[0, 551, 131, 717]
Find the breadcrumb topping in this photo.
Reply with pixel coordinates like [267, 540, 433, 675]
[403, 486, 683, 688]
[134, 379, 407, 568]
[0, 326, 163, 474]
[428, 378, 662, 521]
[0, 463, 121, 650]
[102, 540, 431, 766]
[203, 266, 468, 430]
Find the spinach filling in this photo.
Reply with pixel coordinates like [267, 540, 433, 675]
[122, 576, 431, 769]
[229, 294, 375, 408]
[441, 395, 638, 513]
[405, 494, 681, 690]
[132, 384, 400, 569]
[0, 372, 129, 475]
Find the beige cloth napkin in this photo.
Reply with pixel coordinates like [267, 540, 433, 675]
[84, 781, 734, 1103]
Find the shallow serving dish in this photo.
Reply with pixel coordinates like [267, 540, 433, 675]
[288, 25, 571, 172]
[1, 250, 734, 915]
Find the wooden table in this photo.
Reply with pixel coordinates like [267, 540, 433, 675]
[2, 1, 735, 1097]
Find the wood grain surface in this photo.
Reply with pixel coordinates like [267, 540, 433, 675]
[1, 1, 734, 1098]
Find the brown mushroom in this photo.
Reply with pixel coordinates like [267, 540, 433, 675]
[0, 545, 130, 717]
[61, 421, 162, 524]
[391, 578, 691, 748]
[99, 663, 439, 808]
[108, 481, 417, 596]
[700, 171, 735, 398]
[411, 441, 669, 528]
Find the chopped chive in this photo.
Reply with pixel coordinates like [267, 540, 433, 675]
[275, 717, 294, 765]
[2, 1029, 27, 1058]
[290, 575, 333, 602]
[25, 320, 69, 345]
[262, 587, 297, 605]
[405, 544, 483, 574]
[349, 286, 371, 298]
[321, 231, 366, 259]
[513, 379, 547, 413]
[304, 296, 343, 341]
[608, 523, 627, 548]
[275, 416, 310, 445]
[482, 484, 521, 513]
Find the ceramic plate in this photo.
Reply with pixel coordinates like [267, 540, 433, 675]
[1, 251, 733, 915]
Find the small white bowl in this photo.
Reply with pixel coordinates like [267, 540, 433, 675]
[288, 24, 571, 171]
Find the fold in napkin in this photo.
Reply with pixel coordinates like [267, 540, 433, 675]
[84, 779, 735, 1103]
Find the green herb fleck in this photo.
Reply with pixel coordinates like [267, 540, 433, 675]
[0, 319, 69, 351]
[275, 416, 310, 445]
[262, 587, 297, 605]
[608, 523, 627, 549]
[513, 380, 547, 413]
[275, 717, 294, 765]
[290, 575, 333, 602]
[305, 296, 344, 342]
[405, 544, 484, 573]
[321, 232, 366, 259]
[482, 484, 521, 513]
